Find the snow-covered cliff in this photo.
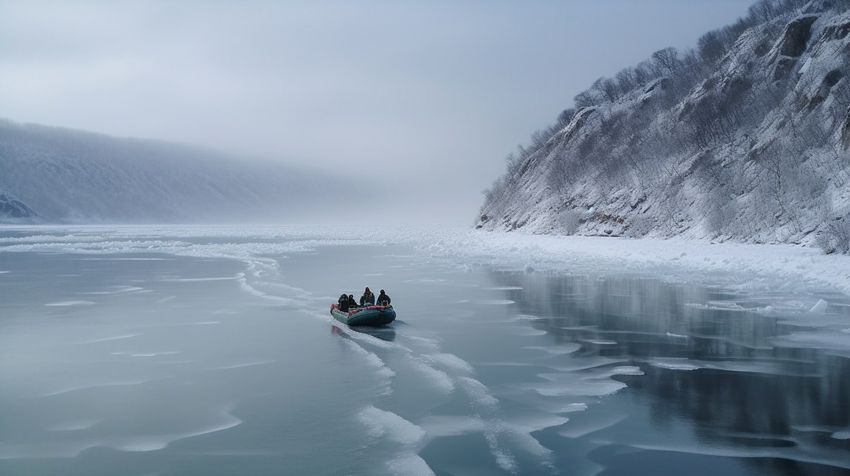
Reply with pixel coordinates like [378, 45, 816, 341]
[478, 0, 850, 253]
[0, 120, 350, 224]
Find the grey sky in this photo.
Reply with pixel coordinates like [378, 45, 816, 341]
[0, 0, 752, 224]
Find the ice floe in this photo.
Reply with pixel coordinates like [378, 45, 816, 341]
[45, 300, 95, 307]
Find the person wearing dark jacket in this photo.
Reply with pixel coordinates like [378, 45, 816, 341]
[347, 294, 358, 309]
[377, 289, 391, 306]
[338, 293, 350, 312]
[360, 287, 375, 306]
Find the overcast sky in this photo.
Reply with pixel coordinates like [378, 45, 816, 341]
[0, 0, 752, 225]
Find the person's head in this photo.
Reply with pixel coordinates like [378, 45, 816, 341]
[349, 294, 354, 299]
[365, 287, 371, 294]
[379, 289, 385, 295]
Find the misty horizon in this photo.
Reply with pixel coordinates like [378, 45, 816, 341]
[1, 0, 751, 225]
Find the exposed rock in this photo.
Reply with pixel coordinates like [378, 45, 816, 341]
[779, 15, 818, 57]
[0, 193, 38, 222]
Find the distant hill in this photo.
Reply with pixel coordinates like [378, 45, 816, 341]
[478, 0, 850, 253]
[0, 119, 349, 223]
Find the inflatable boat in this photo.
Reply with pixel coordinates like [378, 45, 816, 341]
[330, 304, 396, 327]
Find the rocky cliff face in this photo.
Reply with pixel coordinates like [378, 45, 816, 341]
[478, 0, 850, 251]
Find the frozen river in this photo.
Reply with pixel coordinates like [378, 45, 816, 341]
[1, 226, 849, 475]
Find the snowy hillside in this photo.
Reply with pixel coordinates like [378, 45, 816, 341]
[478, 0, 850, 253]
[0, 119, 349, 223]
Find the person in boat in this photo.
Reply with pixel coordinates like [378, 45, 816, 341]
[360, 287, 375, 306]
[377, 289, 391, 306]
[338, 293, 350, 312]
[347, 294, 358, 310]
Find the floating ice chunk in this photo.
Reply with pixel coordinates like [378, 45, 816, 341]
[386, 454, 436, 476]
[665, 332, 688, 339]
[605, 366, 644, 376]
[832, 430, 850, 440]
[649, 358, 700, 371]
[523, 343, 582, 355]
[476, 299, 516, 305]
[505, 413, 569, 433]
[517, 328, 547, 337]
[773, 331, 850, 353]
[582, 339, 617, 345]
[559, 403, 589, 413]
[357, 406, 425, 445]
[513, 314, 540, 321]
[686, 301, 747, 312]
[45, 300, 95, 307]
[533, 379, 627, 397]
[559, 413, 627, 438]
[809, 299, 828, 314]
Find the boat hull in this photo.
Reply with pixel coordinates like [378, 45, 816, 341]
[330, 305, 396, 327]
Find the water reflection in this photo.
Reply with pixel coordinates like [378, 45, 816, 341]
[490, 271, 850, 473]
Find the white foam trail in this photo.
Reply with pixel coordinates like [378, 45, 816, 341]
[213, 360, 275, 370]
[486, 432, 518, 473]
[118, 407, 242, 452]
[47, 419, 101, 432]
[409, 358, 454, 394]
[356, 406, 435, 476]
[237, 273, 294, 304]
[39, 378, 157, 397]
[79, 333, 142, 344]
[458, 377, 498, 409]
[425, 353, 474, 374]
[45, 300, 95, 307]
[113, 351, 180, 358]
[342, 339, 395, 379]
[420, 416, 485, 437]
[358, 406, 425, 445]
